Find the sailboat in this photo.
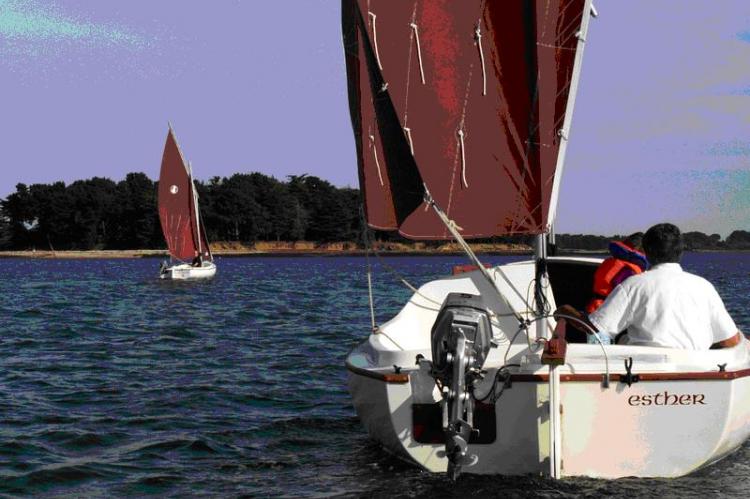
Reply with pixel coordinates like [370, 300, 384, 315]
[342, 0, 750, 480]
[157, 125, 217, 280]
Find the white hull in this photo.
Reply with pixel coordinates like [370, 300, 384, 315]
[159, 261, 216, 280]
[347, 257, 750, 478]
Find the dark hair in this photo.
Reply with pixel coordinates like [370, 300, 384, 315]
[624, 232, 643, 250]
[643, 223, 683, 265]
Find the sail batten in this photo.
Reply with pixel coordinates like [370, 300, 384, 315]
[344, 0, 591, 239]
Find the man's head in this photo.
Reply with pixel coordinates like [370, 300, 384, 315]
[623, 232, 644, 251]
[643, 223, 683, 265]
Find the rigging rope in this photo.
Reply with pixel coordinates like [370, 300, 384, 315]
[475, 22, 487, 96]
[368, 12, 383, 70]
[457, 128, 468, 188]
[403, 126, 415, 155]
[361, 213, 405, 351]
[402, 2, 419, 160]
[410, 23, 426, 85]
[423, 188, 525, 325]
[368, 132, 385, 186]
[366, 264, 376, 331]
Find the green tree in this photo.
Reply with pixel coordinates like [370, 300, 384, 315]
[207, 174, 265, 242]
[29, 181, 71, 250]
[67, 177, 117, 249]
[0, 183, 35, 249]
[109, 173, 159, 249]
[726, 230, 750, 250]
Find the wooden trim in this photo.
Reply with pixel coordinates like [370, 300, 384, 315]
[345, 363, 750, 385]
[511, 368, 750, 383]
[346, 362, 410, 384]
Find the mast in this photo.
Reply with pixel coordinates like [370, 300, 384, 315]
[541, 0, 597, 480]
[546, 0, 596, 227]
[188, 161, 202, 256]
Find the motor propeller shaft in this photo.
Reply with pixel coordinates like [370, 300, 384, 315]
[427, 293, 493, 480]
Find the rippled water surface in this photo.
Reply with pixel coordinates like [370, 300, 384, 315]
[1, 253, 749, 497]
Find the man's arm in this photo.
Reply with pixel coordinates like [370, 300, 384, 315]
[554, 305, 596, 334]
[710, 331, 743, 349]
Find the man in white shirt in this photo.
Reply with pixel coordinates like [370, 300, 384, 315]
[556, 223, 742, 350]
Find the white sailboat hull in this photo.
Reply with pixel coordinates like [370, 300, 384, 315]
[346, 258, 750, 478]
[159, 261, 217, 280]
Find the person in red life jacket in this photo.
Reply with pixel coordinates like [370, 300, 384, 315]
[585, 232, 648, 314]
[556, 223, 742, 350]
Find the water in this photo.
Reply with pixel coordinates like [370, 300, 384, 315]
[0, 253, 748, 497]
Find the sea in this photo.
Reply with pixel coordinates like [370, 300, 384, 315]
[1, 253, 749, 498]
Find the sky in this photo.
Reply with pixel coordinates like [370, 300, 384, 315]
[0, 0, 748, 237]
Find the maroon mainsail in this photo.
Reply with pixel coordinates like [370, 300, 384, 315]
[343, 0, 589, 239]
[158, 127, 212, 262]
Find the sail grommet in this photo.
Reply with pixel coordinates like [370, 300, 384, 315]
[557, 129, 569, 141]
[380, 82, 389, 93]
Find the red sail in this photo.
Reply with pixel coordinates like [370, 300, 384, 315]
[158, 128, 208, 262]
[343, 0, 589, 239]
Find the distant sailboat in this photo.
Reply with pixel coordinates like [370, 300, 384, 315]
[157, 125, 216, 280]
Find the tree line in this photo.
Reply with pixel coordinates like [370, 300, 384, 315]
[552, 231, 750, 251]
[0, 173, 360, 250]
[0, 172, 748, 251]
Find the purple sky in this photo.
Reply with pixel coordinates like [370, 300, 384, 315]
[0, 1, 748, 237]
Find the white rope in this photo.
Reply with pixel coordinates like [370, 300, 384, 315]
[446, 217, 464, 232]
[368, 12, 383, 70]
[375, 329, 405, 351]
[369, 133, 384, 186]
[361, 216, 405, 351]
[367, 268, 376, 330]
[363, 222, 522, 346]
[403, 127, 414, 155]
[457, 128, 468, 188]
[402, 3, 418, 148]
[423, 187, 525, 324]
[361, 212, 378, 331]
[410, 23, 426, 85]
[475, 22, 487, 96]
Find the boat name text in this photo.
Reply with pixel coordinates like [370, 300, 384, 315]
[628, 392, 705, 406]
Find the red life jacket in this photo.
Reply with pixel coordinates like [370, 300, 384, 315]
[585, 242, 647, 314]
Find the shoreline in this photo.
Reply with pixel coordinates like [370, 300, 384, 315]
[0, 241, 533, 259]
[0, 248, 535, 259]
[1, 247, 747, 259]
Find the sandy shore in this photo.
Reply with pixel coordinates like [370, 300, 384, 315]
[0, 241, 534, 259]
[0, 250, 169, 259]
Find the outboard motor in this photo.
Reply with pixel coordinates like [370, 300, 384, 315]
[427, 293, 493, 480]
